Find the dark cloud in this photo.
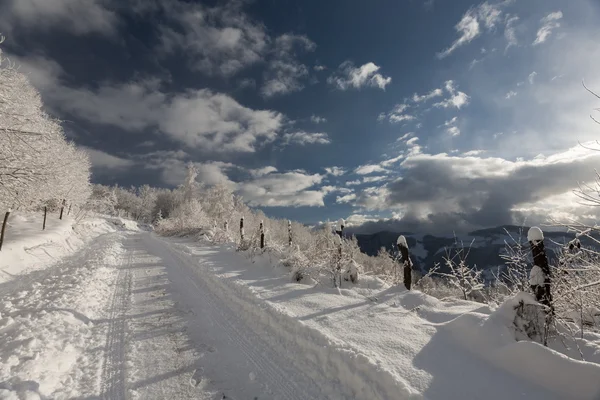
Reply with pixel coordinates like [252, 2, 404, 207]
[350, 150, 600, 234]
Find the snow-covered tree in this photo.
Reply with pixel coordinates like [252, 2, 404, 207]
[0, 48, 91, 211]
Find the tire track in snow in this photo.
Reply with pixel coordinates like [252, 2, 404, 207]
[145, 234, 320, 400]
[100, 246, 132, 400]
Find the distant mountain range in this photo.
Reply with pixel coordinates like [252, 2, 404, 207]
[352, 225, 590, 273]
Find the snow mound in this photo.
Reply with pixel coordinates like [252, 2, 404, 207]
[443, 292, 600, 400]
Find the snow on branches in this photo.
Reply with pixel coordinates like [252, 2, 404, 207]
[0, 52, 91, 211]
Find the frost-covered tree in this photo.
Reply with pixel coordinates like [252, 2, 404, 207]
[0, 47, 91, 211]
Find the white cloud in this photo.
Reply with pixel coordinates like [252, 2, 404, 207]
[327, 61, 392, 90]
[533, 11, 563, 46]
[336, 193, 357, 204]
[463, 150, 486, 156]
[314, 64, 326, 71]
[447, 126, 461, 136]
[346, 180, 361, 186]
[504, 15, 519, 51]
[310, 115, 327, 124]
[261, 61, 309, 97]
[158, 1, 268, 76]
[437, 2, 505, 59]
[15, 55, 285, 153]
[237, 171, 325, 207]
[324, 166, 346, 176]
[84, 148, 134, 170]
[380, 103, 416, 124]
[528, 71, 537, 84]
[434, 80, 470, 109]
[0, 0, 117, 35]
[355, 164, 388, 175]
[397, 132, 415, 142]
[363, 176, 387, 183]
[412, 88, 443, 103]
[380, 154, 404, 167]
[389, 114, 416, 123]
[437, 8, 480, 58]
[444, 116, 458, 127]
[505, 90, 518, 99]
[281, 131, 331, 146]
[250, 166, 278, 177]
[161, 90, 283, 152]
[261, 34, 316, 97]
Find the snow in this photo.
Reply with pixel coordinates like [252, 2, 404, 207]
[1, 214, 599, 399]
[530, 265, 546, 286]
[528, 226, 545, 242]
[397, 234, 408, 248]
[0, 212, 116, 283]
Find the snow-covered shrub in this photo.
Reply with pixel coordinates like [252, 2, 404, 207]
[434, 240, 486, 302]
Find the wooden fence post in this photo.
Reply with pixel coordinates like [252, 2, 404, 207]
[59, 199, 66, 220]
[288, 220, 292, 247]
[43, 207, 47, 230]
[240, 217, 244, 242]
[260, 221, 265, 249]
[0, 210, 11, 251]
[527, 227, 553, 312]
[397, 235, 413, 290]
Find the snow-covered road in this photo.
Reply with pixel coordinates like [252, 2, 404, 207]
[1, 231, 328, 399]
[2, 225, 599, 400]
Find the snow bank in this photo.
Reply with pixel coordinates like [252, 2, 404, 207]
[0, 212, 116, 283]
[443, 293, 600, 400]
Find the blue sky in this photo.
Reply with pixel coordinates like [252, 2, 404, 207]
[3, 0, 600, 233]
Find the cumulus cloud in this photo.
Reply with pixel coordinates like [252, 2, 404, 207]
[0, 0, 117, 35]
[368, 145, 600, 234]
[14, 54, 286, 153]
[505, 90, 518, 99]
[281, 131, 331, 146]
[533, 11, 563, 46]
[327, 61, 392, 90]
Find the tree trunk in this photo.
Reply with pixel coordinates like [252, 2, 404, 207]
[43, 207, 47, 230]
[0, 211, 10, 251]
